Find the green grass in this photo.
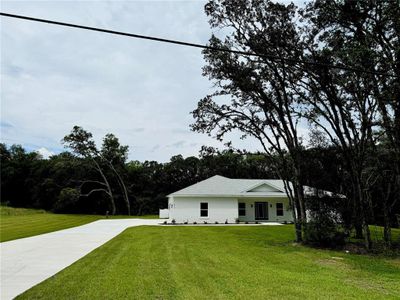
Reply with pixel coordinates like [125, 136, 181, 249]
[18, 226, 400, 300]
[0, 205, 48, 216]
[0, 206, 158, 242]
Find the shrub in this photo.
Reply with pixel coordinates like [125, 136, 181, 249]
[215, 221, 219, 224]
[193, 221, 197, 224]
[304, 196, 346, 248]
[171, 219, 176, 225]
[53, 188, 80, 213]
[235, 218, 240, 224]
[304, 220, 346, 248]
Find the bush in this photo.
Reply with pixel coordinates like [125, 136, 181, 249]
[304, 196, 346, 248]
[304, 220, 346, 248]
[53, 188, 80, 213]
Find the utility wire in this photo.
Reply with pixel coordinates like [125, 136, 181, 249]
[0, 12, 396, 78]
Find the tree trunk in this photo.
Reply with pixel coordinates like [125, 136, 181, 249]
[383, 206, 392, 248]
[92, 158, 116, 215]
[362, 220, 372, 250]
[382, 187, 392, 248]
[357, 180, 372, 250]
[282, 176, 303, 243]
[292, 171, 306, 241]
[291, 198, 302, 243]
[296, 183, 306, 224]
[107, 162, 130, 215]
[354, 223, 364, 239]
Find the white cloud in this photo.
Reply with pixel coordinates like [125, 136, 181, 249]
[36, 147, 54, 159]
[0, 0, 267, 162]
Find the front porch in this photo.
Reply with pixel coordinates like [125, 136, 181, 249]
[237, 197, 293, 223]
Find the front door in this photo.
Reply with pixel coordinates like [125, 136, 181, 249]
[255, 202, 268, 220]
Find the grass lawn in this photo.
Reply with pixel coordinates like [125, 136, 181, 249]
[18, 226, 400, 300]
[0, 206, 158, 242]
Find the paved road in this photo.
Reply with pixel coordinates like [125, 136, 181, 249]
[0, 219, 161, 300]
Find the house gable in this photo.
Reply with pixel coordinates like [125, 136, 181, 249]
[245, 182, 282, 193]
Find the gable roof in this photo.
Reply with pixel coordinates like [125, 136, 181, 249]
[168, 175, 289, 198]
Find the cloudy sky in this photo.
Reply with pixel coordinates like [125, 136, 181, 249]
[1, 0, 299, 162]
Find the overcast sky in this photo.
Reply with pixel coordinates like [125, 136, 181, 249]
[1, 0, 301, 162]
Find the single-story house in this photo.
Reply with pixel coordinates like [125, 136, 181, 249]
[164, 175, 296, 223]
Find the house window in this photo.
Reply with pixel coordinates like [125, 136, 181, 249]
[276, 203, 284, 216]
[200, 202, 208, 217]
[238, 203, 246, 216]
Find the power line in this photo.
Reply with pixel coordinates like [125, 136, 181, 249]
[0, 12, 396, 78]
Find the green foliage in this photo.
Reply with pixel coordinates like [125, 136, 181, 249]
[303, 196, 347, 248]
[62, 126, 97, 158]
[304, 220, 346, 248]
[53, 188, 80, 213]
[101, 133, 129, 165]
[194, 0, 400, 248]
[0, 205, 47, 216]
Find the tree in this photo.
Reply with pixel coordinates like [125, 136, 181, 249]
[62, 126, 116, 215]
[0, 144, 42, 208]
[101, 134, 131, 215]
[298, 0, 400, 249]
[192, 0, 308, 241]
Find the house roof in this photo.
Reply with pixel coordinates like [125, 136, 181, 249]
[168, 175, 341, 198]
[168, 175, 289, 198]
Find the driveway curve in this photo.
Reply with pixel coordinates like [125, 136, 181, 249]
[0, 219, 161, 300]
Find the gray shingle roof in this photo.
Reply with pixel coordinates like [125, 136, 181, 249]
[168, 175, 342, 198]
[168, 175, 288, 197]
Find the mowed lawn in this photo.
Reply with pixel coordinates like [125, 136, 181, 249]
[18, 226, 400, 300]
[0, 206, 157, 242]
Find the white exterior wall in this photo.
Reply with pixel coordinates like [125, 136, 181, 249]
[168, 196, 238, 223]
[159, 209, 169, 219]
[168, 196, 293, 223]
[237, 197, 293, 222]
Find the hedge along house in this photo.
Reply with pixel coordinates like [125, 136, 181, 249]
[166, 175, 295, 223]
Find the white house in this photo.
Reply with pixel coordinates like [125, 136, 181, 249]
[165, 175, 295, 223]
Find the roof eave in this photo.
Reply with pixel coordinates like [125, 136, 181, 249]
[169, 193, 288, 198]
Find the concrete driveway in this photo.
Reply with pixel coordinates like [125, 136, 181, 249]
[0, 219, 161, 300]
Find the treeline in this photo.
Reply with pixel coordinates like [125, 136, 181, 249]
[0, 142, 276, 215]
[1, 141, 398, 230]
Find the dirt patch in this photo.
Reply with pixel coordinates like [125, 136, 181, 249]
[316, 257, 351, 270]
[317, 258, 393, 295]
[345, 278, 391, 295]
[343, 243, 369, 255]
[388, 259, 400, 268]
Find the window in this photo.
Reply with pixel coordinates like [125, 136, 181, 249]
[276, 203, 284, 216]
[238, 203, 246, 216]
[200, 202, 208, 217]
